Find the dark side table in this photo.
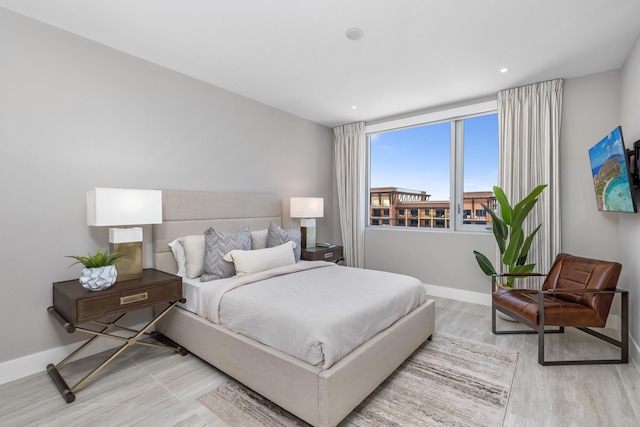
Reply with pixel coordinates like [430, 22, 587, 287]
[47, 269, 187, 403]
[301, 245, 344, 263]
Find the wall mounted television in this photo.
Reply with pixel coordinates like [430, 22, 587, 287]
[588, 126, 637, 213]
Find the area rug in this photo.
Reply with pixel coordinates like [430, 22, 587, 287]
[198, 333, 519, 426]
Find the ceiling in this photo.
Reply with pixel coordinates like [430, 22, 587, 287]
[2, 0, 640, 127]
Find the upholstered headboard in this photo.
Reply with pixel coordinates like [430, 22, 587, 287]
[152, 190, 282, 274]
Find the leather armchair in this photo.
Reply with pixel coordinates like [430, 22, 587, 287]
[492, 253, 628, 365]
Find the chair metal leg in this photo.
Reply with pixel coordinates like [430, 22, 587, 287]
[539, 290, 629, 366]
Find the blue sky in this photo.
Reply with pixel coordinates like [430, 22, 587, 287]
[370, 114, 498, 200]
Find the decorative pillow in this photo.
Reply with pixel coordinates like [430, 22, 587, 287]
[250, 229, 268, 250]
[223, 241, 296, 277]
[266, 222, 301, 262]
[181, 235, 205, 279]
[201, 227, 251, 282]
[168, 238, 187, 277]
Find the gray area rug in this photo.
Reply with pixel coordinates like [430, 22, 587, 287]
[198, 333, 519, 426]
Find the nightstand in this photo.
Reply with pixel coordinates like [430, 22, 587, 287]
[46, 269, 186, 403]
[301, 245, 344, 263]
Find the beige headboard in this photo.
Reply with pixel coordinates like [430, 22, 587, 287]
[153, 190, 282, 274]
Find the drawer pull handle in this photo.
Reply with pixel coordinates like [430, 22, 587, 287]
[120, 292, 148, 305]
[324, 252, 333, 259]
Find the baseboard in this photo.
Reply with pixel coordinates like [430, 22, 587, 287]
[423, 283, 492, 306]
[423, 283, 640, 371]
[0, 323, 148, 387]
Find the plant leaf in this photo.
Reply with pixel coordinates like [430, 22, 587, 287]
[66, 249, 123, 268]
[511, 199, 537, 232]
[511, 263, 536, 274]
[513, 184, 547, 213]
[482, 203, 508, 254]
[473, 251, 496, 276]
[503, 228, 524, 266]
[493, 186, 513, 225]
[517, 224, 542, 265]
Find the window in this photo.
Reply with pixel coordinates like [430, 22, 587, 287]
[367, 101, 498, 231]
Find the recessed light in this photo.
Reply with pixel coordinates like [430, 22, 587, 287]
[500, 67, 509, 73]
[345, 28, 364, 41]
[352, 105, 358, 110]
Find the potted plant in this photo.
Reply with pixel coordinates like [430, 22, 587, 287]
[66, 249, 123, 291]
[473, 184, 547, 288]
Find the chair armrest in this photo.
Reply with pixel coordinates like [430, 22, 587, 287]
[542, 288, 628, 295]
[491, 273, 546, 277]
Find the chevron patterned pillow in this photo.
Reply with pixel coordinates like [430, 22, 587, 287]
[266, 222, 301, 262]
[201, 226, 251, 282]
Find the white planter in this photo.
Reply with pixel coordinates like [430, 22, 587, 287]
[79, 265, 117, 291]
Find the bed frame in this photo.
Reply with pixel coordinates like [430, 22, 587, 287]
[152, 190, 436, 427]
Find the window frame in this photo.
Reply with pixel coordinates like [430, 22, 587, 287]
[366, 100, 497, 233]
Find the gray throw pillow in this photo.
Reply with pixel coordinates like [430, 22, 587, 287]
[201, 226, 251, 282]
[266, 222, 301, 262]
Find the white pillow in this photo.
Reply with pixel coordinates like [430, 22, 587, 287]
[250, 229, 268, 250]
[168, 238, 187, 277]
[181, 235, 205, 279]
[223, 241, 296, 277]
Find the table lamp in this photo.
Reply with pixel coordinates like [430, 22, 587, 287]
[86, 188, 162, 281]
[290, 197, 324, 249]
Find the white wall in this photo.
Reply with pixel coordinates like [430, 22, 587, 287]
[560, 70, 622, 260]
[365, 229, 495, 298]
[619, 34, 640, 356]
[0, 8, 333, 372]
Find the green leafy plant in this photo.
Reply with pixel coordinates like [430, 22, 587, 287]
[66, 249, 123, 268]
[473, 184, 547, 287]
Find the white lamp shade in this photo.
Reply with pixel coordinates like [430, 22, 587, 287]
[290, 197, 324, 218]
[87, 188, 162, 226]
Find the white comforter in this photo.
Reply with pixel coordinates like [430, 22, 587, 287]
[196, 261, 426, 369]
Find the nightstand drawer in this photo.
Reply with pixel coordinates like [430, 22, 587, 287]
[76, 282, 181, 323]
[301, 245, 344, 263]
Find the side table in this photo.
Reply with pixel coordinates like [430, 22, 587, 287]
[301, 245, 344, 263]
[47, 269, 187, 403]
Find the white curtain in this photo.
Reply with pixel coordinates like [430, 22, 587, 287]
[334, 122, 366, 268]
[497, 79, 563, 279]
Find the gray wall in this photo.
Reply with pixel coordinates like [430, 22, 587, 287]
[560, 70, 622, 260]
[0, 9, 333, 365]
[619, 34, 640, 355]
[365, 228, 495, 294]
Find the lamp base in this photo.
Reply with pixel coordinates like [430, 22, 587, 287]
[109, 228, 143, 282]
[300, 226, 316, 249]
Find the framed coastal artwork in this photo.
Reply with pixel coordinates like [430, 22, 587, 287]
[588, 126, 637, 213]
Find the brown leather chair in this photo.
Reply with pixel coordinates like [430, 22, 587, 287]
[492, 253, 628, 365]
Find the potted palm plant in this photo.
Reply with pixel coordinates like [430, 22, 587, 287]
[473, 184, 547, 288]
[66, 249, 123, 291]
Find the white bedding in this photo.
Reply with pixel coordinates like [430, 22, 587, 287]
[196, 261, 426, 369]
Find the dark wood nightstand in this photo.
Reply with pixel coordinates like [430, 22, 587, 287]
[47, 269, 186, 403]
[301, 245, 344, 263]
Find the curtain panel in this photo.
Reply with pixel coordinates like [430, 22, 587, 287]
[334, 122, 366, 268]
[497, 79, 563, 280]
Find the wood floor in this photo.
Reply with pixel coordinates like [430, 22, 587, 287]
[1, 296, 638, 426]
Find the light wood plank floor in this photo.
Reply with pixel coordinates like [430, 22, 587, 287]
[0, 296, 638, 426]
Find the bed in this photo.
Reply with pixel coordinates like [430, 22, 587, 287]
[152, 190, 436, 427]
